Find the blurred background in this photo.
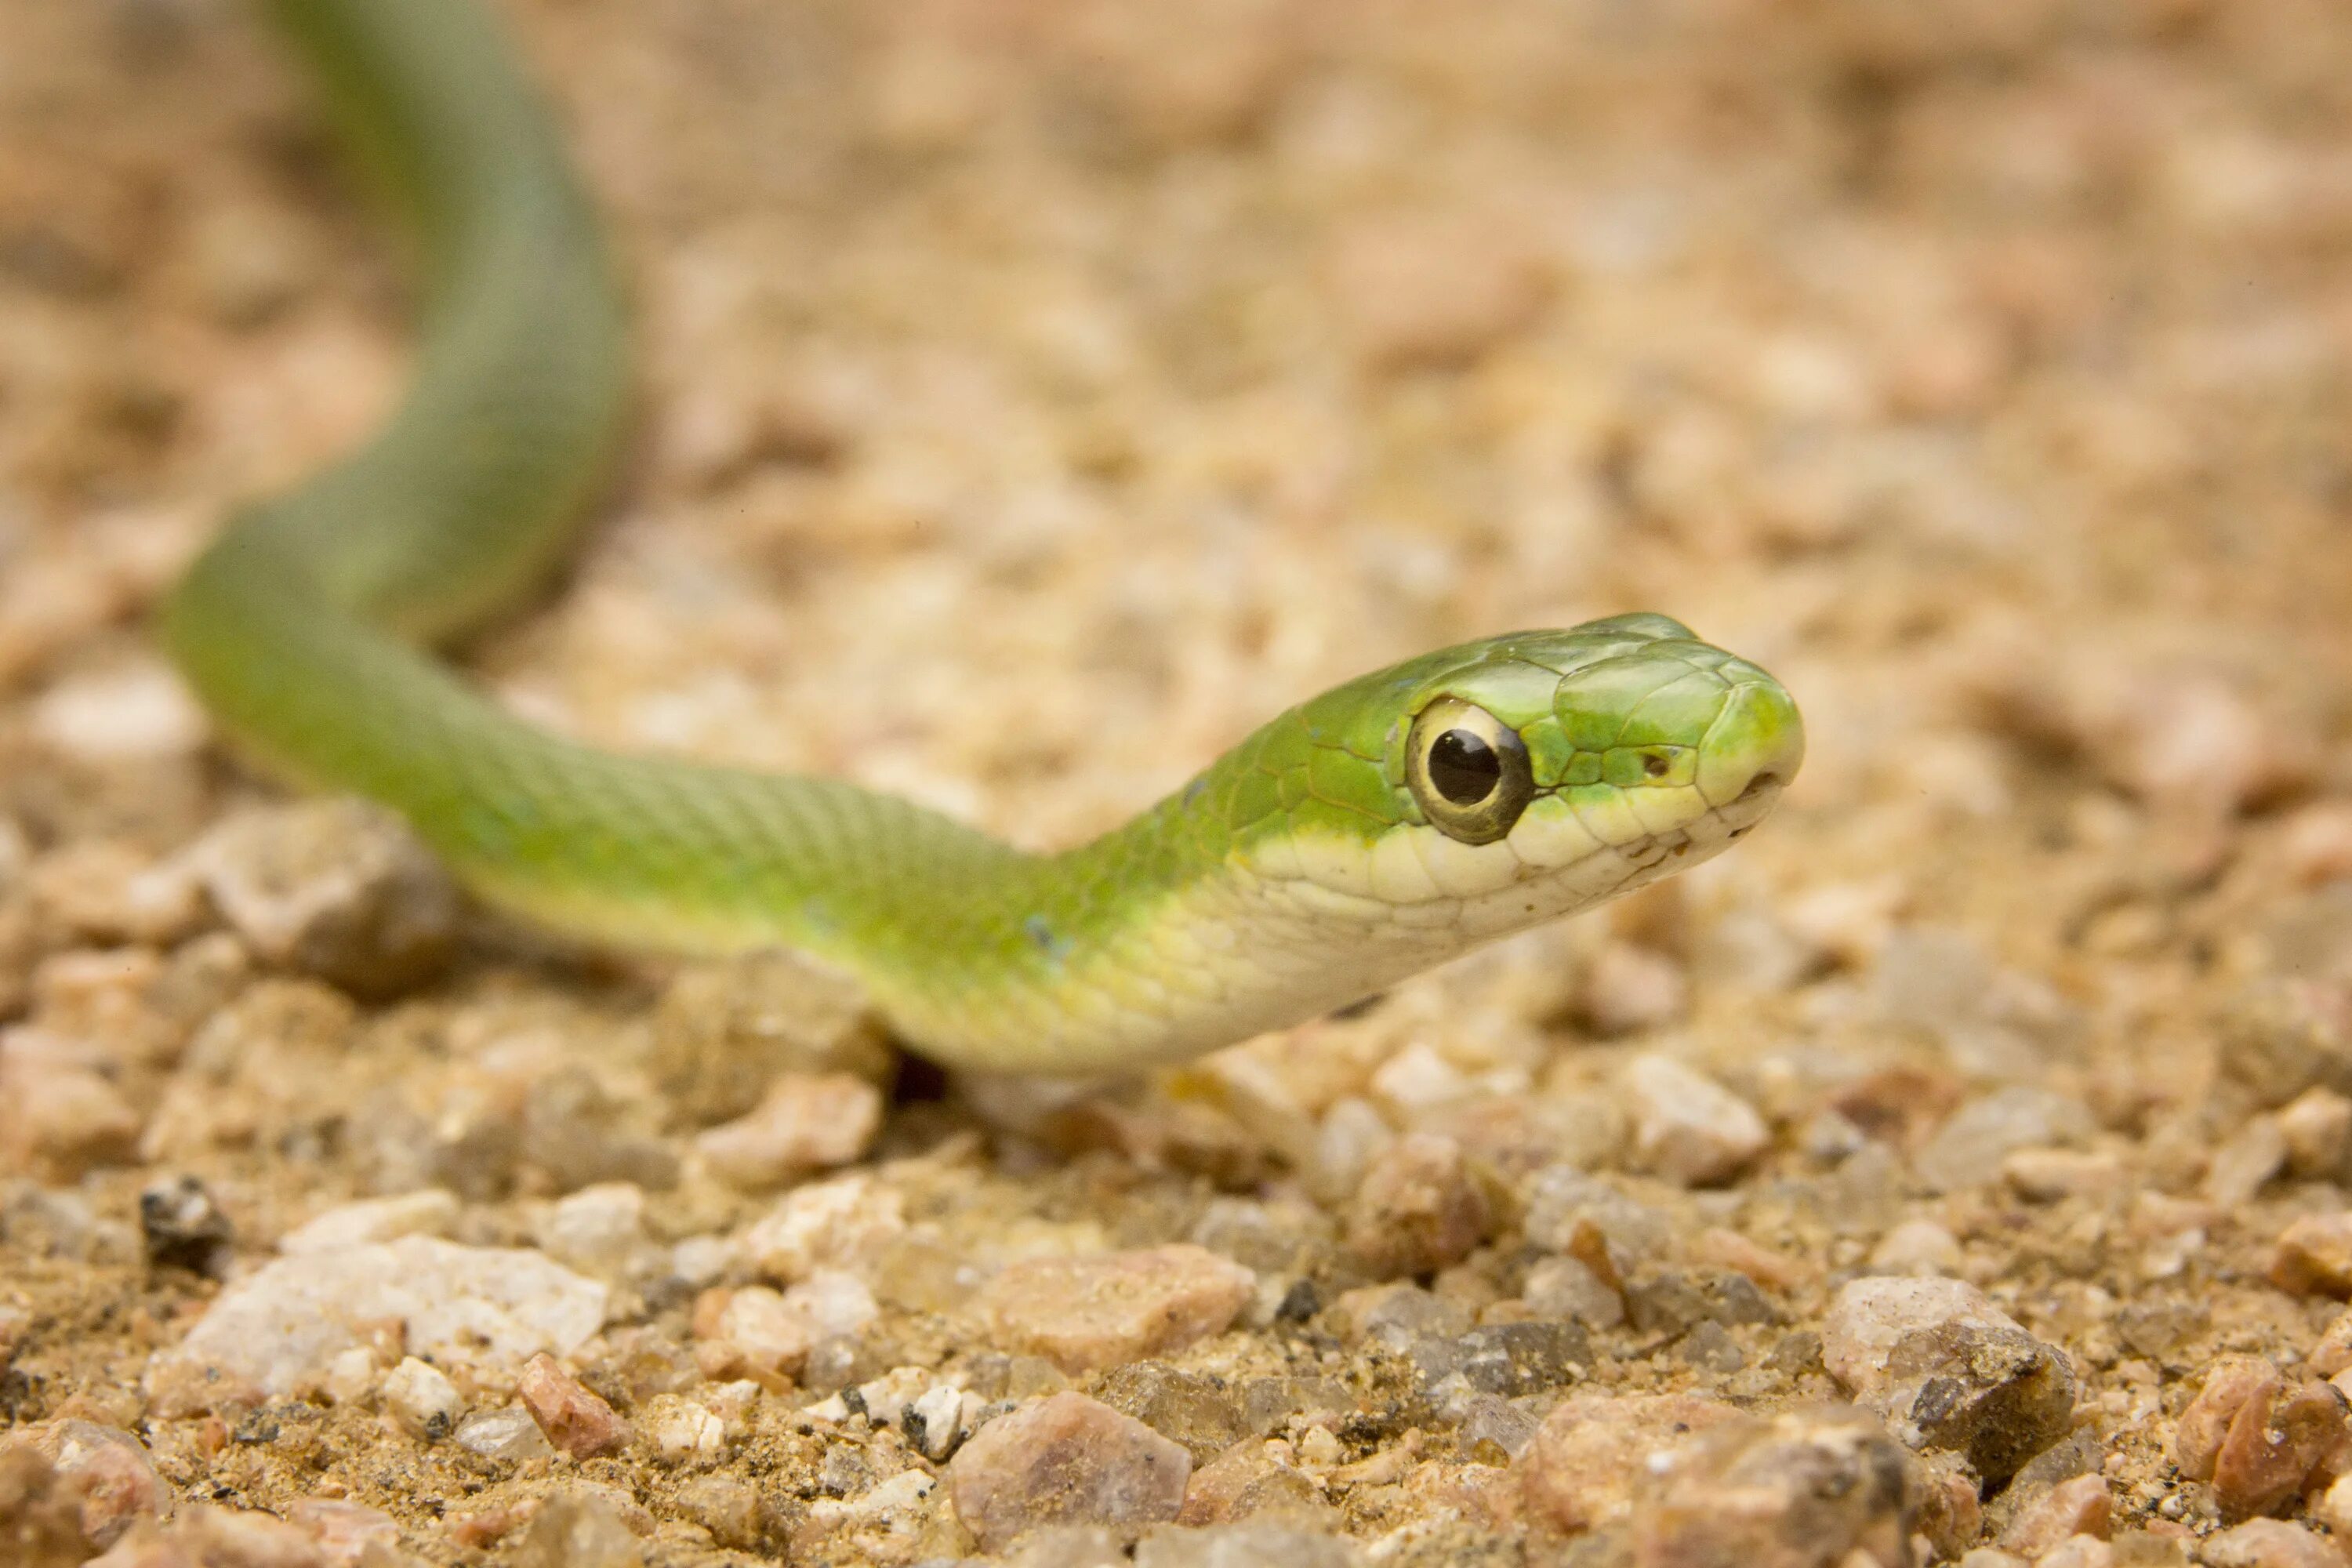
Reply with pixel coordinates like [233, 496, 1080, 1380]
[5, 0, 2352, 1548]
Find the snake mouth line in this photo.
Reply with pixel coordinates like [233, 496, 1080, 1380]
[1611, 773, 1785, 877]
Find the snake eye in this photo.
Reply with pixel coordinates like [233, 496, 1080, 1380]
[1406, 698, 1534, 845]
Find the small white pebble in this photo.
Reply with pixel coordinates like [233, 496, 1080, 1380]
[670, 1235, 732, 1287]
[652, 1399, 728, 1463]
[30, 662, 207, 762]
[909, 1381, 965, 1461]
[1297, 1425, 1345, 1466]
[323, 1346, 378, 1406]
[381, 1356, 465, 1441]
[1621, 1054, 1768, 1185]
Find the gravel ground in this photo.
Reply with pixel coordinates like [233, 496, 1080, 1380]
[5, 0, 2352, 1564]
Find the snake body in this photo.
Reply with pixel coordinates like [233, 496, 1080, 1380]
[165, 0, 1804, 1074]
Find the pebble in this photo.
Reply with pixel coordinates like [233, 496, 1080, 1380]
[2042, 1539, 2118, 1568]
[0, 1420, 171, 1550]
[1327, 206, 1548, 369]
[2060, 666, 2301, 818]
[0, 1446, 91, 1568]
[2002, 1150, 2126, 1203]
[1413, 1320, 1591, 1401]
[1914, 1087, 2097, 1194]
[1621, 1055, 1769, 1186]
[1134, 1523, 1364, 1568]
[2203, 1116, 2288, 1207]
[994, 1523, 1130, 1567]
[189, 800, 459, 997]
[138, 1175, 234, 1276]
[694, 1072, 884, 1187]
[1176, 1439, 1327, 1528]
[907, 1381, 966, 1462]
[24, 843, 205, 949]
[517, 1352, 630, 1458]
[1345, 1133, 1490, 1279]
[1430, 1396, 1528, 1465]
[1522, 1254, 1627, 1330]
[2281, 1089, 2352, 1180]
[2272, 1216, 2352, 1298]
[2315, 1316, 2352, 1378]
[979, 1245, 1255, 1374]
[1521, 1167, 1673, 1268]
[380, 1356, 464, 1441]
[1820, 1276, 2078, 1482]
[2175, 1358, 2285, 1479]
[151, 1505, 328, 1567]
[1367, 1044, 1475, 1123]
[2169, 1357, 2349, 1522]
[1515, 1392, 1744, 1533]
[288, 1499, 400, 1566]
[705, 1286, 812, 1375]
[1868, 1219, 1965, 1276]
[949, 1391, 1192, 1552]
[2198, 1520, 2349, 1568]
[1626, 1270, 1777, 1340]
[677, 1474, 773, 1551]
[1578, 942, 1690, 1036]
[29, 662, 205, 763]
[737, 1172, 907, 1282]
[1629, 1407, 1914, 1568]
[1999, 1475, 2113, 1555]
[784, 1269, 880, 1340]
[1308, 1098, 1395, 1203]
[453, 1406, 557, 1462]
[518, 1065, 681, 1193]
[644, 1396, 728, 1464]
[653, 953, 892, 1125]
[145, 1236, 606, 1414]
[2312, 1475, 2352, 1537]
[534, 1182, 647, 1277]
[513, 1492, 644, 1568]
[2217, 984, 2352, 1108]
[1097, 1363, 1250, 1463]
[0, 1028, 143, 1180]
[1692, 1228, 1812, 1294]
[278, 1189, 461, 1254]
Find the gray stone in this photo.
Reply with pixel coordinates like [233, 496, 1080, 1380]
[1098, 1363, 1249, 1463]
[1821, 1276, 2077, 1483]
[1523, 1167, 1672, 1269]
[1410, 1320, 1590, 1399]
[1457, 1396, 1544, 1462]
[191, 799, 459, 998]
[1913, 1087, 2096, 1194]
[1627, 1270, 1779, 1338]
[1630, 1407, 1914, 1568]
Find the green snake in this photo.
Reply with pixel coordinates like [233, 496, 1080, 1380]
[164, 0, 1804, 1075]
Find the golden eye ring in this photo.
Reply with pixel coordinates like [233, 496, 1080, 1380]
[1405, 698, 1536, 846]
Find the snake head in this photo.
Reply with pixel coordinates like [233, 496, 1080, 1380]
[1240, 612, 1802, 942]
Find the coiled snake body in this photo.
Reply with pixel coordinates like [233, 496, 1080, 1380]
[165, 0, 1805, 1073]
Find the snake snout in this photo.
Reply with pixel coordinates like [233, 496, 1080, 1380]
[1696, 672, 1805, 812]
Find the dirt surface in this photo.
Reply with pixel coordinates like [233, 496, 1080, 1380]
[6, 0, 2352, 1564]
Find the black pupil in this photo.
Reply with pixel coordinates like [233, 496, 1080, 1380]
[1428, 729, 1501, 804]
